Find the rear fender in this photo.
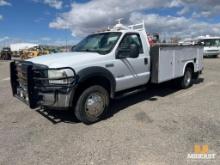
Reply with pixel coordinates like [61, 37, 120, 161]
[182, 61, 195, 75]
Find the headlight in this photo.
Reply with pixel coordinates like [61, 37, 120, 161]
[48, 69, 74, 85]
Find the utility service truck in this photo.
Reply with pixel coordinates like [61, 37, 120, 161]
[10, 21, 203, 124]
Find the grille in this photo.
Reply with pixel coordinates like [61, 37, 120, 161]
[207, 50, 219, 52]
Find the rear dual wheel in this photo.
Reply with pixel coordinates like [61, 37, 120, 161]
[180, 67, 193, 89]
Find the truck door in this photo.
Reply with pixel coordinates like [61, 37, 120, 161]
[113, 33, 150, 91]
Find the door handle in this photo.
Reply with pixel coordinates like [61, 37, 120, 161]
[105, 63, 114, 68]
[144, 58, 148, 65]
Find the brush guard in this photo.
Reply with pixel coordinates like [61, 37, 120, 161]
[10, 60, 77, 109]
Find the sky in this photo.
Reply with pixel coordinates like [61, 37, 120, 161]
[0, 0, 220, 47]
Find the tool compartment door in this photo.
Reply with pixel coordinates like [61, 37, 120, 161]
[158, 47, 174, 82]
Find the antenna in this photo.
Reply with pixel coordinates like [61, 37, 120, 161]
[113, 18, 128, 30]
[116, 18, 124, 24]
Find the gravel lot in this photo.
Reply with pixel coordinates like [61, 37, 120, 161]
[0, 58, 220, 165]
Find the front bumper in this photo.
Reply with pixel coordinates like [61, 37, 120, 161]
[204, 51, 220, 56]
[10, 60, 77, 109]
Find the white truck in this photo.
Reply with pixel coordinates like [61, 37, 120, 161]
[10, 21, 203, 124]
[196, 36, 220, 58]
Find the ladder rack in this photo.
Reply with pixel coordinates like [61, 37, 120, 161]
[128, 21, 146, 32]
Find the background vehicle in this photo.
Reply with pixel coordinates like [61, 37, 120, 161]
[196, 36, 220, 58]
[10, 21, 203, 124]
[20, 46, 50, 59]
[0, 47, 12, 60]
[178, 38, 195, 46]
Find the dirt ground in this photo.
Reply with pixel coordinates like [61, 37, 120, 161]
[0, 58, 219, 165]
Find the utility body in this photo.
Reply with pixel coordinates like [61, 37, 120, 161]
[10, 21, 203, 124]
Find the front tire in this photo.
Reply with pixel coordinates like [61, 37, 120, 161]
[74, 85, 109, 124]
[6, 54, 11, 60]
[1, 54, 6, 60]
[180, 67, 193, 89]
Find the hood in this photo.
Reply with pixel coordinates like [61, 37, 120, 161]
[27, 52, 104, 68]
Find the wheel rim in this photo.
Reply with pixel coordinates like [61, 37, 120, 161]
[184, 70, 191, 86]
[85, 92, 105, 117]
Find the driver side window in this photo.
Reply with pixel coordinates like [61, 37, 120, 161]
[118, 33, 143, 54]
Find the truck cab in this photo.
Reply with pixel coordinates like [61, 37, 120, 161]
[10, 21, 203, 124]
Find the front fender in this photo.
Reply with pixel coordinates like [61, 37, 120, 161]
[77, 66, 116, 98]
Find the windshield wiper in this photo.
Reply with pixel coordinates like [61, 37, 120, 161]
[73, 49, 106, 55]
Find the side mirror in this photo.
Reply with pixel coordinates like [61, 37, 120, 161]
[116, 44, 139, 59]
[129, 44, 139, 58]
[71, 46, 76, 52]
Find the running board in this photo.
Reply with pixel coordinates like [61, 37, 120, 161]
[114, 86, 147, 99]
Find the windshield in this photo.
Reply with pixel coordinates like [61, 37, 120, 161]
[73, 32, 121, 55]
[199, 39, 220, 47]
[3, 48, 10, 51]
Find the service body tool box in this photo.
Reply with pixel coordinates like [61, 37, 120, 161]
[150, 44, 203, 83]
